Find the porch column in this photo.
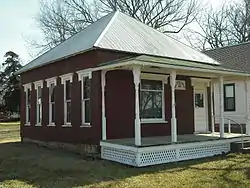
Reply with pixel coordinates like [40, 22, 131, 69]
[219, 76, 225, 138]
[170, 71, 177, 142]
[210, 79, 215, 133]
[133, 65, 141, 146]
[101, 70, 107, 140]
[244, 79, 250, 135]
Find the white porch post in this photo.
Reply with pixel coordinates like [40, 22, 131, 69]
[101, 70, 107, 140]
[170, 71, 177, 142]
[210, 79, 215, 133]
[244, 79, 250, 135]
[133, 66, 141, 146]
[219, 76, 225, 137]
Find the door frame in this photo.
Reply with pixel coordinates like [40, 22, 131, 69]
[191, 78, 210, 133]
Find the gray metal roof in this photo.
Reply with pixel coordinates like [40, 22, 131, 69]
[18, 11, 219, 74]
[204, 42, 250, 73]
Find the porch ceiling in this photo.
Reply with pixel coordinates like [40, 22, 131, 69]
[93, 55, 250, 78]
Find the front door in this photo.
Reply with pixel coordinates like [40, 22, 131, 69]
[194, 88, 208, 133]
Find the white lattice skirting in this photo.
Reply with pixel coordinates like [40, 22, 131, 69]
[101, 140, 232, 167]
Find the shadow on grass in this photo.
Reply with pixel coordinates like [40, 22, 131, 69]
[189, 154, 250, 187]
[0, 142, 249, 188]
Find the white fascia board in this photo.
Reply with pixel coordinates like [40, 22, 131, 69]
[92, 59, 250, 77]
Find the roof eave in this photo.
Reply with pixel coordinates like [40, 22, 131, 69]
[92, 56, 250, 77]
[16, 47, 96, 75]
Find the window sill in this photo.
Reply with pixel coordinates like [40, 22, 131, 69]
[80, 124, 91, 128]
[62, 124, 72, 128]
[141, 120, 168, 124]
[47, 123, 56, 127]
[35, 123, 42, 127]
[24, 123, 31, 126]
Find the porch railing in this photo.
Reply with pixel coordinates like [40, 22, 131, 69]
[212, 114, 246, 149]
[223, 117, 244, 149]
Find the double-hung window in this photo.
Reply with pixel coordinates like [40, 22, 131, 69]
[77, 70, 91, 126]
[34, 81, 43, 126]
[46, 77, 57, 126]
[24, 83, 32, 126]
[140, 78, 165, 122]
[60, 73, 73, 127]
[224, 83, 235, 111]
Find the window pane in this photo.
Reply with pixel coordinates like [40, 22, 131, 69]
[225, 98, 235, 110]
[140, 91, 162, 119]
[195, 93, 204, 108]
[37, 86, 42, 99]
[27, 89, 31, 104]
[141, 80, 162, 90]
[83, 78, 90, 99]
[84, 100, 90, 123]
[225, 85, 234, 98]
[50, 83, 55, 102]
[66, 80, 71, 100]
[37, 104, 41, 123]
[52, 103, 55, 122]
[28, 105, 31, 122]
[66, 101, 71, 123]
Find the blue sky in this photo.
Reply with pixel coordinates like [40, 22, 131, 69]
[0, 0, 227, 66]
[0, 0, 40, 64]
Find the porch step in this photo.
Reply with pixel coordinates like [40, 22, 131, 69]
[241, 147, 250, 154]
[231, 141, 250, 152]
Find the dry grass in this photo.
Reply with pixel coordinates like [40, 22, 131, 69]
[0, 122, 20, 143]
[0, 123, 249, 188]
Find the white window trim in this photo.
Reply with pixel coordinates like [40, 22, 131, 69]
[46, 77, 57, 127]
[34, 80, 43, 126]
[140, 74, 168, 124]
[24, 83, 32, 126]
[60, 73, 73, 127]
[77, 70, 92, 127]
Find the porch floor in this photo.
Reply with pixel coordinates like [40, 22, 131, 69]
[102, 132, 249, 147]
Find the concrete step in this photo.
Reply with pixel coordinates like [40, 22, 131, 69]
[241, 147, 250, 154]
[231, 141, 250, 152]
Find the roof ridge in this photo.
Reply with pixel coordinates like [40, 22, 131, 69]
[94, 11, 118, 47]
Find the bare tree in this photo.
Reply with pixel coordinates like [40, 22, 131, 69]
[35, 0, 200, 52]
[186, 0, 250, 50]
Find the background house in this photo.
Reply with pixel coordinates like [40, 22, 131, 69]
[204, 42, 250, 135]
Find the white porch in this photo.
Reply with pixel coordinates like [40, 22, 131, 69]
[100, 134, 250, 167]
[94, 55, 250, 167]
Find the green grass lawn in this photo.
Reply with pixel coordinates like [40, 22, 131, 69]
[0, 124, 249, 188]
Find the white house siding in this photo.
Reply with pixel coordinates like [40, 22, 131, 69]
[214, 80, 248, 125]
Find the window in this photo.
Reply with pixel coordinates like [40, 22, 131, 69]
[60, 73, 73, 126]
[49, 83, 56, 124]
[224, 83, 235, 111]
[46, 77, 57, 126]
[195, 93, 204, 108]
[82, 77, 91, 124]
[34, 80, 43, 126]
[77, 70, 92, 126]
[65, 80, 72, 123]
[24, 83, 32, 125]
[36, 86, 42, 125]
[140, 79, 164, 121]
